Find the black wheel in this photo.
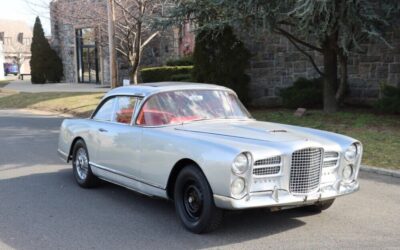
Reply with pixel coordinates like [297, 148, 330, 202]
[174, 165, 223, 234]
[72, 140, 99, 188]
[303, 199, 335, 212]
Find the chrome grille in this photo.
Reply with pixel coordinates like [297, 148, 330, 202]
[289, 148, 323, 194]
[254, 156, 281, 166]
[323, 151, 339, 168]
[253, 166, 280, 176]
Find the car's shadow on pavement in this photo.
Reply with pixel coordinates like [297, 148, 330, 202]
[0, 167, 317, 249]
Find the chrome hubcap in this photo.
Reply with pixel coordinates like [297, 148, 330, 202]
[75, 148, 89, 180]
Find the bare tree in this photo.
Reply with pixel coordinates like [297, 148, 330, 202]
[113, 0, 173, 84]
[25, 0, 174, 85]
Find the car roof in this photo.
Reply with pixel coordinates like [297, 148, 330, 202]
[103, 82, 232, 99]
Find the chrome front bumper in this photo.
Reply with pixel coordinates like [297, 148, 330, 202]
[214, 180, 359, 210]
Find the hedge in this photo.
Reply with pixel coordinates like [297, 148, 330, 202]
[140, 66, 193, 83]
[280, 77, 323, 108]
[374, 84, 400, 114]
[166, 56, 193, 66]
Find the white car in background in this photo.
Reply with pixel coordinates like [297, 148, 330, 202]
[58, 82, 362, 233]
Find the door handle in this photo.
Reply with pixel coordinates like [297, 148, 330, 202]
[98, 128, 108, 133]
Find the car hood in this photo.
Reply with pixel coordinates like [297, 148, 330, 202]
[176, 120, 317, 143]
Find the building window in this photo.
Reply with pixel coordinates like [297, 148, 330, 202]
[76, 28, 100, 84]
[0, 32, 4, 43]
[18, 33, 24, 44]
[4, 37, 11, 45]
[23, 38, 32, 45]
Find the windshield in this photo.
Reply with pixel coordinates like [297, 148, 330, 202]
[137, 90, 251, 126]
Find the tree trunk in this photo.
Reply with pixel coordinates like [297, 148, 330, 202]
[107, 0, 118, 88]
[130, 24, 142, 85]
[322, 37, 339, 113]
[336, 52, 347, 102]
[131, 67, 139, 84]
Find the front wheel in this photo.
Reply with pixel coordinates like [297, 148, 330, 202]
[303, 199, 335, 212]
[174, 165, 223, 234]
[72, 140, 99, 188]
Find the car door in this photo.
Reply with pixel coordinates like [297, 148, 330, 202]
[92, 96, 143, 179]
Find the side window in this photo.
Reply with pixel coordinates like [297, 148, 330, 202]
[113, 96, 137, 124]
[93, 98, 115, 122]
[137, 93, 177, 126]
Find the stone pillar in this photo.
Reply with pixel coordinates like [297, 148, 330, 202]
[0, 41, 5, 80]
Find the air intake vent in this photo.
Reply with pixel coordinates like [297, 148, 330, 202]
[253, 166, 280, 176]
[323, 151, 339, 168]
[254, 156, 281, 166]
[253, 156, 281, 176]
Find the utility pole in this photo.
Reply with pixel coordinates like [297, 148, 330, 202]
[107, 0, 118, 88]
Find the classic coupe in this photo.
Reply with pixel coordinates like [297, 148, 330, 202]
[58, 82, 362, 233]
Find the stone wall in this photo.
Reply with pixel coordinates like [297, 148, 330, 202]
[244, 31, 400, 107]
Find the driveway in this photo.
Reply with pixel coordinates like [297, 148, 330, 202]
[0, 110, 399, 249]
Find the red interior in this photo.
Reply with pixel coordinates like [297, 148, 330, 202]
[137, 109, 175, 126]
[115, 108, 134, 124]
[137, 108, 201, 126]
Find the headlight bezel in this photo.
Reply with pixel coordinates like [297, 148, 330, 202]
[231, 177, 246, 198]
[344, 143, 361, 162]
[232, 153, 251, 175]
[342, 164, 354, 180]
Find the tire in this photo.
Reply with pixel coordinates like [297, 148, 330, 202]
[303, 199, 335, 212]
[72, 140, 99, 188]
[174, 165, 223, 234]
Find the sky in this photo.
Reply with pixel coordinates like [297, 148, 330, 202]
[0, 0, 51, 35]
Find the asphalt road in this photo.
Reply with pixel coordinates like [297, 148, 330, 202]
[0, 110, 399, 250]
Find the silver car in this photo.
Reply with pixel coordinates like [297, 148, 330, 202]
[58, 82, 362, 233]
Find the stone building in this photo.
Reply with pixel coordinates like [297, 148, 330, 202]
[50, 0, 193, 85]
[244, 30, 400, 106]
[0, 19, 32, 75]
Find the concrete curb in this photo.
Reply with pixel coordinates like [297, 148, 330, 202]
[360, 165, 400, 178]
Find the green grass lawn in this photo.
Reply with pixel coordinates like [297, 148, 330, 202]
[0, 92, 104, 117]
[252, 109, 400, 170]
[0, 91, 398, 169]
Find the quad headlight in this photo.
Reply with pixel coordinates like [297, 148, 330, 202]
[231, 177, 246, 197]
[345, 143, 361, 162]
[342, 164, 354, 180]
[232, 153, 250, 175]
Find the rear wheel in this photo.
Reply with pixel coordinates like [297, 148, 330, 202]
[72, 140, 99, 188]
[174, 165, 223, 234]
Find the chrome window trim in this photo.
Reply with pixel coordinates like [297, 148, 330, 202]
[111, 96, 140, 126]
[91, 94, 143, 127]
[92, 96, 117, 122]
